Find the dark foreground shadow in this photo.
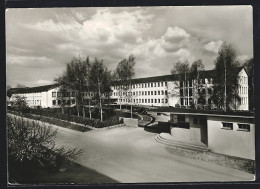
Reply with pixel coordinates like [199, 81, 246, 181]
[9, 160, 118, 185]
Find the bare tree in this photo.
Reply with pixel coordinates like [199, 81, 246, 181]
[171, 60, 190, 107]
[190, 59, 205, 108]
[212, 42, 240, 111]
[55, 56, 90, 117]
[89, 58, 111, 122]
[115, 55, 136, 117]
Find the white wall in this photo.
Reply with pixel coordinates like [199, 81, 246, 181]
[237, 69, 249, 110]
[207, 116, 254, 160]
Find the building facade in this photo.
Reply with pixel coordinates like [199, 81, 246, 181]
[169, 112, 255, 160]
[9, 67, 249, 111]
[110, 67, 249, 111]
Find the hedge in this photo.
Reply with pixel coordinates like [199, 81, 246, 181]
[23, 108, 122, 128]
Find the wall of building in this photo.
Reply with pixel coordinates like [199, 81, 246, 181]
[170, 115, 207, 146]
[207, 116, 255, 160]
[237, 69, 249, 110]
[111, 81, 170, 106]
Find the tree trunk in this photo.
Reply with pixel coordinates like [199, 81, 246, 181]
[61, 105, 64, 114]
[131, 105, 133, 118]
[98, 83, 103, 122]
[88, 99, 92, 119]
[82, 105, 85, 118]
[76, 100, 80, 117]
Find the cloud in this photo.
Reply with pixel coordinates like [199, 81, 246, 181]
[203, 40, 223, 54]
[163, 26, 190, 42]
[7, 55, 57, 67]
[6, 6, 253, 87]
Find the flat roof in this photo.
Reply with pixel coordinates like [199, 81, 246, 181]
[150, 107, 254, 118]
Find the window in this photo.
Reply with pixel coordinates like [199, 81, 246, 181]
[142, 91, 144, 95]
[161, 99, 164, 103]
[158, 99, 160, 103]
[148, 91, 150, 95]
[158, 83, 160, 87]
[189, 80, 192, 87]
[148, 99, 150, 103]
[158, 91, 160, 95]
[151, 83, 153, 87]
[57, 92, 61, 97]
[154, 91, 157, 95]
[181, 98, 184, 105]
[58, 100, 61, 105]
[165, 82, 167, 86]
[52, 100, 56, 105]
[185, 89, 188, 96]
[161, 90, 164, 95]
[189, 88, 192, 96]
[145, 91, 147, 95]
[154, 83, 156, 87]
[165, 91, 168, 95]
[237, 124, 250, 132]
[176, 115, 190, 129]
[52, 92, 56, 97]
[155, 99, 157, 103]
[151, 91, 153, 95]
[193, 117, 199, 124]
[221, 122, 233, 130]
[142, 99, 144, 103]
[151, 99, 153, 103]
[145, 99, 147, 103]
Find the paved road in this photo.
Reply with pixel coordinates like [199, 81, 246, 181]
[51, 124, 254, 183]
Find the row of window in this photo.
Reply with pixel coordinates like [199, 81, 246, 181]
[180, 88, 213, 97]
[52, 99, 76, 106]
[241, 97, 248, 105]
[114, 90, 168, 97]
[239, 86, 248, 94]
[28, 100, 41, 105]
[114, 81, 168, 90]
[180, 98, 212, 106]
[119, 98, 168, 104]
[222, 122, 250, 132]
[239, 76, 247, 84]
[52, 92, 110, 98]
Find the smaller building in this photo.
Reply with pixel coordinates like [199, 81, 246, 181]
[169, 111, 254, 160]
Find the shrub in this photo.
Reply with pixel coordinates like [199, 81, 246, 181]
[7, 115, 83, 170]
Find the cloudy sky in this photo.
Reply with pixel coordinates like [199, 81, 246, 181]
[6, 6, 253, 87]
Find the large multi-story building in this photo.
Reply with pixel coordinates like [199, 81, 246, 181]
[110, 67, 249, 110]
[9, 67, 249, 111]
